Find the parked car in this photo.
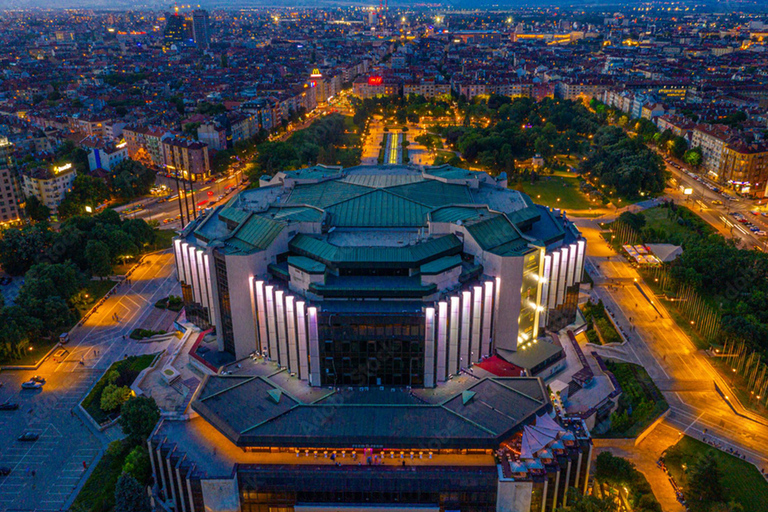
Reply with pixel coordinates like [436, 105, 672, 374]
[0, 401, 19, 411]
[21, 380, 43, 390]
[17, 432, 39, 442]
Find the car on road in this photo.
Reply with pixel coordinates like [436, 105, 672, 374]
[712, 200, 723, 205]
[17, 432, 39, 442]
[21, 380, 43, 390]
[0, 467, 11, 476]
[0, 401, 19, 411]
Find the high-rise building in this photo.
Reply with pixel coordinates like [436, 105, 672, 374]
[163, 11, 186, 48]
[0, 137, 21, 225]
[192, 9, 210, 49]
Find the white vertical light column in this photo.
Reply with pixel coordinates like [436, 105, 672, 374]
[196, 249, 208, 310]
[436, 301, 448, 382]
[308, 307, 320, 386]
[424, 307, 436, 388]
[275, 290, 288, 368]
[285, 296, 298, 374]
[481, 281, 494, 357]
[575, 239, 586, 283]
[296, 301, 309, 380]
[265, 285, 278, 361]
[460, 291, 471, 370]
[558, 248, 569, 305]
[188, 246, 200, 302]
[173, 239, 183, 280]
[203, 254, 215, 326]
[180, 242, 192, 285]
[471, 286, 483, 364]
[549, 251, 560, 308]
[448, 296, 460, 376]
[533, 248, 546, 340]
[255, 281, 268, 354]
[567, 243, 578, 287]
[541, 254, 552, 323]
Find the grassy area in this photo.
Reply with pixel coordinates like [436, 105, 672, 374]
[81, 354, 157, 425]
[582, 300, 622, 345]
[517, 175, 594, 210]
[75, 280, 117, 317]
[149, 228, 176, 251]
[600, 361, 668, 438]
[664, 435, 768, 512]
[0, 338, 59, 366]
[70, 439, 131, 512]
[642, 205, 715, 240]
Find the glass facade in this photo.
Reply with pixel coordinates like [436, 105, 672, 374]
[214, 252, 235, 355]
[519, 250, 541, 344]
[318, 313, 425, 387]
[239, 466, 498, 512]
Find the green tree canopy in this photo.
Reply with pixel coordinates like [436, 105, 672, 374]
[119, 396, 160, 443]
[114, 473, 151, 512]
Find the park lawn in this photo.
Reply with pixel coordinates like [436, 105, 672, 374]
[149, 228, 176, 251]
[519, 175, 594, 211]
[0, 338, 59, 366]
[71, 439, 132, 512]
[80, 354, 157, 425]
[75, 280, 117, 317]
[664, 435, 768, 512]
[642, 206, 715, 239]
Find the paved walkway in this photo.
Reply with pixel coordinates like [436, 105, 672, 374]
[0, 251, 180, 512]
[575, 218, 768, 471]
[595, 420, 686, 512]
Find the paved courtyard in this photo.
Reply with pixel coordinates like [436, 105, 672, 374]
[0, 250, 179, 511]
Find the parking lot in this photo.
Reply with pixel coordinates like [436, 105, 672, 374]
[0, 370, 102, 511]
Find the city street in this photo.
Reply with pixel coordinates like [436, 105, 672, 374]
[0, 251, 180, 511]
[665, 161, 768, 250]
[576, 217, 768, 468]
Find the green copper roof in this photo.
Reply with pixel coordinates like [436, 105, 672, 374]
[424, 165, 479, 180]
[420, 254, 462, 275]
[286, 180, 370, 208]
[309, 276, 437, 298]
[326, 189, 431, 227]
[465, 215, 523, 253]
[340, 173, 425, 188]
[387, 179, 472, 207]
[218, 204, 250, 226]
[259, 206, 325, 223]
[290, 233, 462, 267]
[227, 214, 284, 252]
[282, 165, 343, 180]
[430, 206, 491, 223]
[288, 255, 326, 274]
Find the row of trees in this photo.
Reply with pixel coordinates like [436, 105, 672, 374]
[0, 211, 156, 360]
[0, 209, 155, 276]
[617, 201, 768, 354]
[249, 114, 361, 176]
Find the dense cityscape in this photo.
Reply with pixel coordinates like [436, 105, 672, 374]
[0, 2, 767, 512]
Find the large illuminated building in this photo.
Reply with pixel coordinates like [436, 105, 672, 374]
[161, 164, 592, 512]
[173, 164, 585, 385]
